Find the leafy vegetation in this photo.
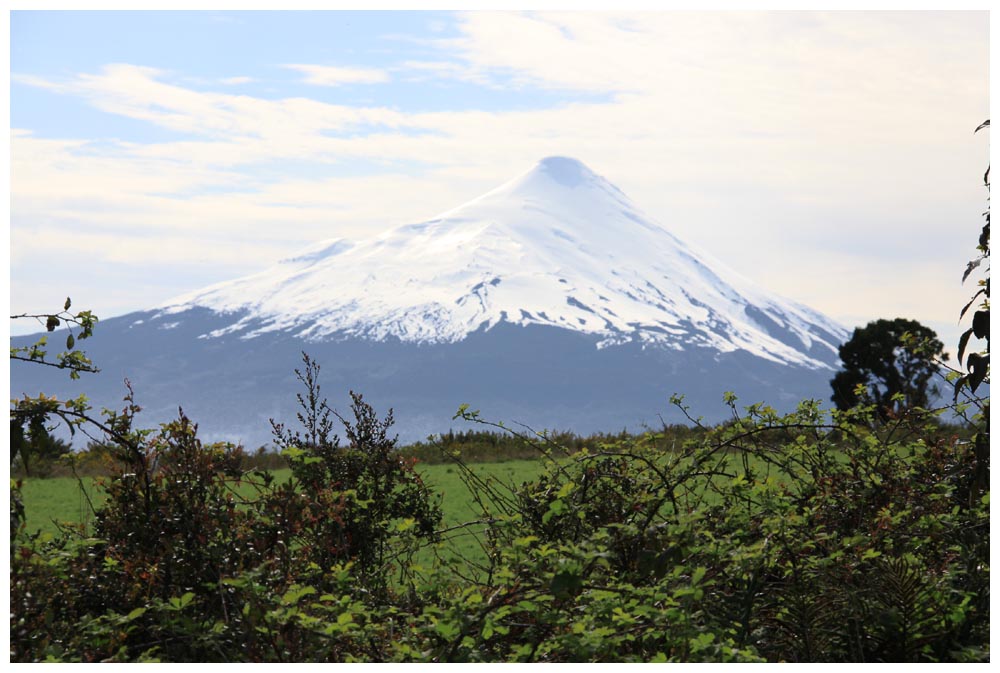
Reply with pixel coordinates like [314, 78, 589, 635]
[954, 118, 990, 400]
[9, 297, 99, 379]
[829, 317, 945, 419]
[10, 365, 988, 662]
[7, 126, 990, 663]
[11, 423, 72, 478]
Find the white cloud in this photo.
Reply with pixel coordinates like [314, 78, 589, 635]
[396, 59, 493, 86]
[283, 63, 390, 86]
[17, 64, 411, 144]
[9, 11, 989, 350]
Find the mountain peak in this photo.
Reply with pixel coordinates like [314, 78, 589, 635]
[507, 156, 608, 196]
[161, 158, 847, 368]
[534, 156, 594, 187]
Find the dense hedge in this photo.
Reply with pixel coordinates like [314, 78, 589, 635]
[10, 382, 988, 662]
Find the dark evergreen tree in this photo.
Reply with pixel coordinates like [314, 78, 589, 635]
[830, 318, 945, 419]
[10, 419, 72, 477]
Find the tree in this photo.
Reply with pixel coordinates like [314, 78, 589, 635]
[10, 420, 72, 478]
[830, 318, 946, 419]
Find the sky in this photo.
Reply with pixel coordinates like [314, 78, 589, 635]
[7, 9, 991, 356]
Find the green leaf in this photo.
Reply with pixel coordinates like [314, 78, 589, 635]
[953, 375, 970, 402]
[550, 569, 583, 599]
[958, 327, 974, 364]
[281, 585, 316, 605]
[972, 310, 989, 340]
[690, 631, 715, 652]
[967, 353, 989, 393]
[542, 498, 567, 524]
[168, 592, 195, 610]
[556, 481, 575, 498]
[453, 403, 479, 420]
[281, 445, 304, 460]
[960, 289, 986, 320]
[434, 619, 460, 640]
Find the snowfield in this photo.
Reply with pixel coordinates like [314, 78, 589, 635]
[161, 157, 847, 369]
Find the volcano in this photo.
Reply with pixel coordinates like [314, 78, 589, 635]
[11, 157, 848, 446]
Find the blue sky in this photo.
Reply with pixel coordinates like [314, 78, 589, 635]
[8, 10, 991, 355]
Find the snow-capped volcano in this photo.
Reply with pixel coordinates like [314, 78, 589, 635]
[162, 156, 845, 369]
[13, 157, 851, 446]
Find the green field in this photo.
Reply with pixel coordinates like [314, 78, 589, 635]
[17, 475, 108, 538]
[16, 459, 547, 541]
[12, 418, 989, 662]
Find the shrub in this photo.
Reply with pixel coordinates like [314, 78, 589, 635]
[267, 353, 442, 596]
[445, 397, 989, 662]
[11, 355, 443, 662]
[9, 380, 988, 662]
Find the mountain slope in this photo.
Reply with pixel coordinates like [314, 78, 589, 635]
[12, 157, 849, 446]
[160, 157, 845, 369]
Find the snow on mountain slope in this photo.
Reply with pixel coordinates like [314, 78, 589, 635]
[160, 157, 847, 369]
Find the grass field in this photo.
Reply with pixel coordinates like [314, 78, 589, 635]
[17, 475, 108, 538]
[16, 459, 548, 542]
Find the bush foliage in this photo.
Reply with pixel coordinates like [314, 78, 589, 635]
[8, 126, 991, 661]
[10, 368, 988, 662]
